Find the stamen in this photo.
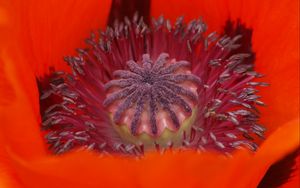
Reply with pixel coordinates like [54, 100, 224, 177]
[39, 15, 266, 155]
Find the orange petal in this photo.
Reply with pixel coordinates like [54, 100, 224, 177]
[2, 118, 297, 188]
[256, 119, 299, 163]
[234, 118, 300, 188]
[0, 50, 46, 159]
[151, 0, 300, 132]
[1, 0, 111, 76]
[4, 149, 246, 188]
[249, 0, 299, 133]
[0, 1, 46, 160]
[0, 161, 22, 188]
[0, 46, 46, 187]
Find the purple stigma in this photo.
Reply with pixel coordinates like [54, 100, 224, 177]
[103, 53, 200, 136]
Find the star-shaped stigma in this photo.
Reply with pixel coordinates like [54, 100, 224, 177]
[103, 53, 201, 136]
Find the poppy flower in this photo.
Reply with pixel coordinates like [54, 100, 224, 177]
[0, 0, 299, 187]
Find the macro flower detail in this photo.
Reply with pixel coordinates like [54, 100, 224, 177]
[40, 15, 267, 155]
[0, 0, 299, 188]
[104, 53, 200, 136]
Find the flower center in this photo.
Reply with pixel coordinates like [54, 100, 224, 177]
[103, 53, 200, 146]
[39, 15, 266, 155]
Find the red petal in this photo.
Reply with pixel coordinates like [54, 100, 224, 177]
[0, 119, 295, 188]
[3, 0, 111, 76]
[0, 51, 46, 159]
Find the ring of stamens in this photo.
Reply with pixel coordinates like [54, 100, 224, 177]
[40, 15, 266, 155]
